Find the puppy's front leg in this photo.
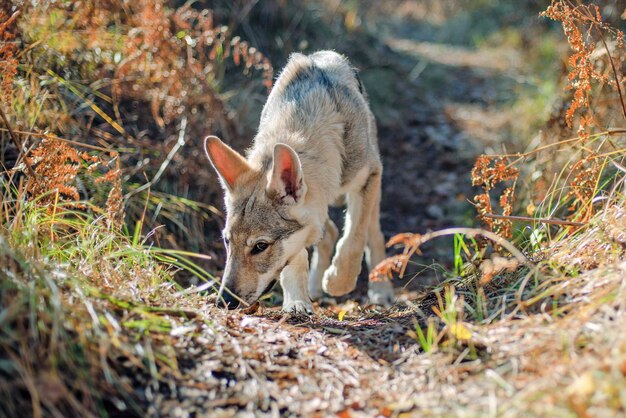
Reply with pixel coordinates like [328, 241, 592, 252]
[323, 171, 381, 296]
[308, 218, 339, 300]
[281, 249, 314, 314]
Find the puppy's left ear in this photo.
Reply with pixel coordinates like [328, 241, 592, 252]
[267, 143, 306, 205]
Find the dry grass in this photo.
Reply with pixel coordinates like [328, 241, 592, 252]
[0, 198, 192, 417]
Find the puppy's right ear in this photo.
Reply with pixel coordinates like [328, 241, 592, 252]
[204, 136, 251, 191]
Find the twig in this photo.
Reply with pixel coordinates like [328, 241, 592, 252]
[607, 128, 626, 135]
[390, 227, 533, 269]
[0, 11, 20, 32]
[483, 213, 586, 227]
[124, 116, 187, 200]
[0, 103, 36, 177]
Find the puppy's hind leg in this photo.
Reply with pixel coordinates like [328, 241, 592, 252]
[323, 170, 381, 296]
[308, 218, 338, 300]
[281, 249, 314, 314]
[365, 196, 395, 306]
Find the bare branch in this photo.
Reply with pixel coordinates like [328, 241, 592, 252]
[483, 213, 586, 227]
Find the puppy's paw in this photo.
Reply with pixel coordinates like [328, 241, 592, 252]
[368, 280, 395, 307]
[282, 300, 314, 315]
[322, 265, 357, 296]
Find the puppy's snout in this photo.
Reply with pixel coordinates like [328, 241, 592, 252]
[218, 290, 240, 309]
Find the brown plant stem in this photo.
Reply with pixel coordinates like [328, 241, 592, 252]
[595, 27, 626, 121]
[482, 213, 586, 227]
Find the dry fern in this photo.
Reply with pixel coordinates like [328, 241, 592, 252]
[0, 10, 19, 104]
[26, 137, 83, 205]
[98, 153, 124, 228]
[24, 137, 123, 225]
[112, 1, 273, 127]
[471, 155, 519, 239]
[542, 0, 626, 134]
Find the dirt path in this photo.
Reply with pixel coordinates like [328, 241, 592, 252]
[153, 305, 425, 417]
[151, 259, 626, 417]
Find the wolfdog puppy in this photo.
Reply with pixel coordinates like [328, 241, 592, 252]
[205, 50, 394, 313]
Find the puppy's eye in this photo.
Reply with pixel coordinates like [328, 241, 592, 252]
[223, 237, 230, 246]
[251, 241, 269, 255]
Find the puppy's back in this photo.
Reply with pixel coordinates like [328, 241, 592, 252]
[253, 51, 378, 198]
[260, 51, 364, 122]
[308, 51, 362, 95]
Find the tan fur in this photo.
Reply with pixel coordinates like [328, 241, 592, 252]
[205, 51, 394, 313]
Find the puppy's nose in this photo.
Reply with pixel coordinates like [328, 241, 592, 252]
[218, 291, 240, 309]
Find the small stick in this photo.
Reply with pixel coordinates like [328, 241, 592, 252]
[389, 227, 533, 268]
[483, 213, 586, 227]
[607, 128, 626, 136]
[596, 27, 626, 121]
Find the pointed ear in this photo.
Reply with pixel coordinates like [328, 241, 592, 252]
[204, 136, 251, 191]
[267, 143, 306, 205]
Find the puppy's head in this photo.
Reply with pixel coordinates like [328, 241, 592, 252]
[204, 136, 310, 308]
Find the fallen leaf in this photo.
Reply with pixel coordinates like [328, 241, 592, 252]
[450, 323, 472, 340]
[337, 409, 352, 418]
[338, 310, 347, 321]
[379, 407, 392, 417]
[323, 327, 347, 335]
